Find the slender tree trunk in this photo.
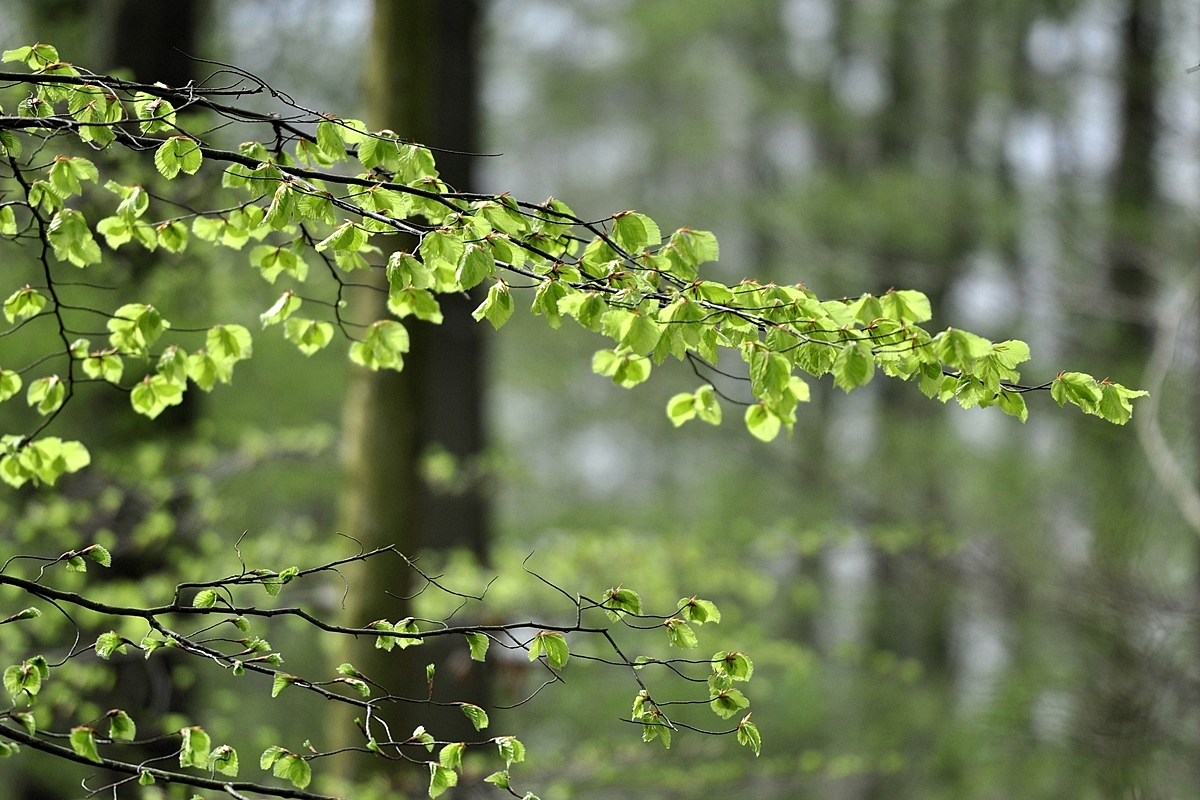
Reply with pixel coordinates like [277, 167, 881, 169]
[336, 1, 487, 791]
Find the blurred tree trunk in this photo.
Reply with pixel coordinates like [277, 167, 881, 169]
[1084, 1, 1162, 795]
[1108, 0, 1159, 337]
[337, 0, 488, 791]
[105, 0, 202, 88]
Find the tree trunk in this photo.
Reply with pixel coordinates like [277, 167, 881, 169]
[336, 0, 487, 791]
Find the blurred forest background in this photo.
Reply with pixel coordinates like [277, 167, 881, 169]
[2, 0, 1200, 798]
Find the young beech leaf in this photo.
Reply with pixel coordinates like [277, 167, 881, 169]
[26, 375, 65, 416]
[429, 764, 458, 799]
[664, 618, 699, 648]
[744, 403, 781, 443]
[108, 709, 136, 741]
[94, 631, 126, 659]
[193, 588, 219, 608]
[713, 651, 754, 681]
[0, 369, 22, 403]
[274, 753, 311, 789]
[709, 687, 750, 719]
[666, 392, 698, 427]
[154, 136, 203, 179]
[271, 673, 297, 697]
[678, 597, 721, 624]
[460, 703, 489, 731]
[11, 711, 35, 736]
[284, 318, 335, 356]
[736, 715, 762, 756]
[601, 587, 643, 620]
[465, 632, 490, 662]
[209, 744, 239, 776]
[260, 291, 302, 327]
[439, 742, 465, 770]
[485, 770, 511, 789]
[496, 736, 526, 766]
[179, 726, 211, 769]
[69, 726, 102, 764]
[472, 281, 514, 330]
[260, 745, 286, 770]
[4, 286, 46, 323]
[527, 631, 569, 668]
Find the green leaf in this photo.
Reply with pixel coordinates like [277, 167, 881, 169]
[271, 673, 296, 698]
[157, 345, 188, 386]
[274, 753, 311, 789]
[934, 328, 992, 371]
[736, 715, 762, 756]
[26, 375, 65, 416]
[709, 687, 750, 718]
[0, 369, 21, 403]
[664, 227, 719, 278]
[157, 221, 189, 253]
[207, 324, 253, 363]
[460, 703, 489, 731]
[744, 403, 781, 443]
[457, 243, 496, 289]
[998, 390, 1028, 422]
[472, 282, 514, 330]
[130, 375, 184, 419]
[678, 597, 721, 624]
[249, 245, 308, 283]
[1097, 382, 1149, 425]
[209, 744, 239, 776]
[428, 763, 458, 799]
[314, 221, 368, 253]
[664, 618, 698, 648]
[179, 726, 211, 769]
[4, 286, 47, 323]
[46, 209, 101, 267]
[107, 303, 169, 355]
[135, 92, 176, 133]
[138, 771, 154, 785]
[95, 632, 127, 659]
[259, 745, 285, 770]
[411, 725, 436, 752]
[465, 632, 489, 662]
[485, 770, 510, 789]
[496, 736, 526, 766]
[108, 710, 136, 742]
[82, 352, 123, 384]
[260, 291, 302, 327]
[694, 384, 722, 425]
[0, 205, 17, 236]
[439, 742, 465, 770]
[612, 211, 661, 253]
[4, 661, 42, 700]
[879, 289, 932, 323]
[642, 712, 672, 749]
[193, 589, 219, 609]
[388, 286, 443, 324]
[154, 137, 203, 179]
[601, 587, 643, 620]
[832, 342, 875, 392]
[10, 711, 34, 737]
[284, 318, 335, 356]
[350, 320, 410, 371]
[1050, 372, 1102, 415]
[666, 392, 697, 427]
[713, 651, 754, 681]
[3, 43, 59, 68]
[70, 727, 102, 764]
[186, 352, 231, 391]
[528, 631, 569, 668]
